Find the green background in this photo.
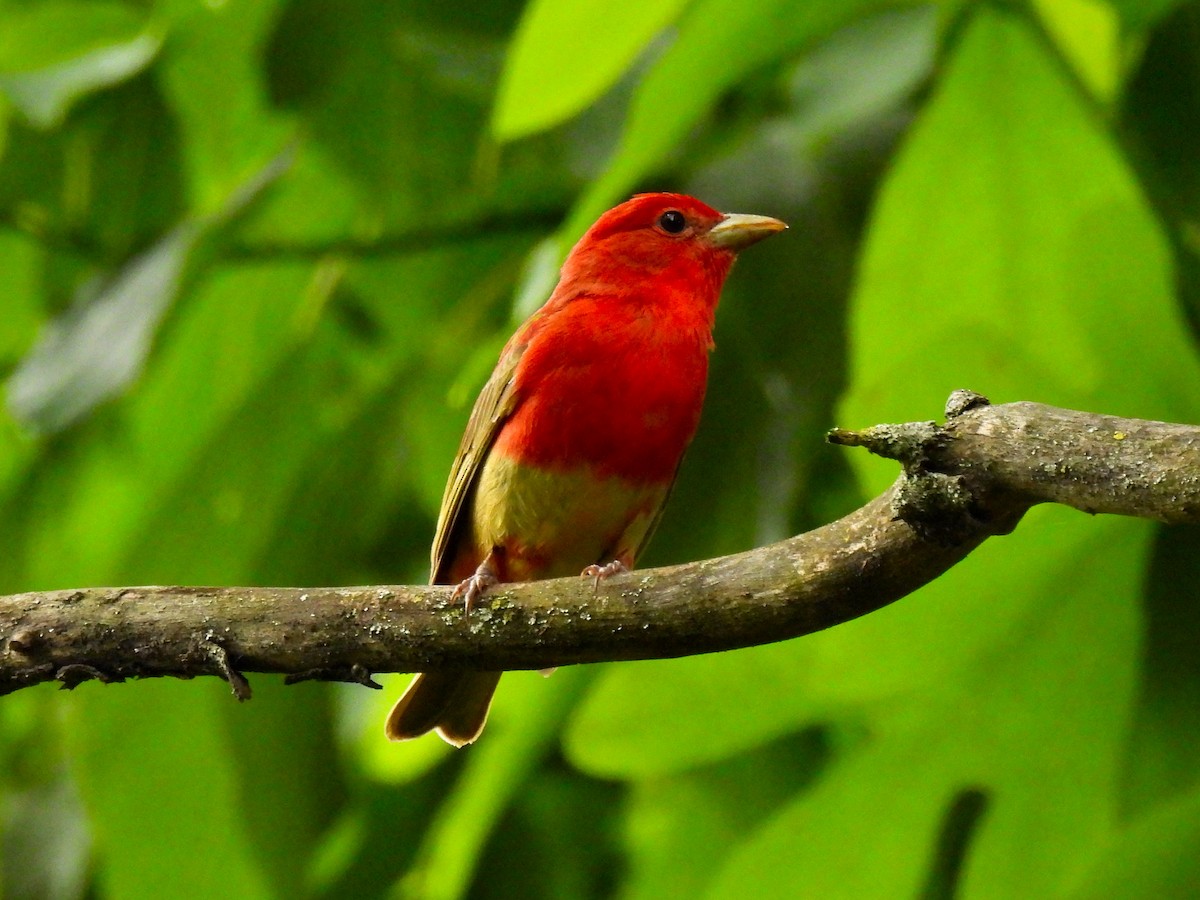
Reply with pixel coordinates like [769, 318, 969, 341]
[1, 0, 1199, 897]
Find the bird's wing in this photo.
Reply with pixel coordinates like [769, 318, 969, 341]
[429, 337, 526, 584]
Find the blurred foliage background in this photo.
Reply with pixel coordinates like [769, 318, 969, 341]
[1, 0, 1199, 897]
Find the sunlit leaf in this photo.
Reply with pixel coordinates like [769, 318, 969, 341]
[356, 676, 451, 785]
[492, 0, 689, 141]
[565, 0, 886, 237]
[841, 2, 1200, 482]
[1033, 0, 1121, 103]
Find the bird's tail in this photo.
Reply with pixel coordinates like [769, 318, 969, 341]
[385, 671, 502, 747]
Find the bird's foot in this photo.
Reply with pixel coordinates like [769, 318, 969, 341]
[452, 558, 499, 614]
[582, 558, 630, 591]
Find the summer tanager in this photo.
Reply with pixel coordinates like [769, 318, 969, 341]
[385, 193, 786, 746]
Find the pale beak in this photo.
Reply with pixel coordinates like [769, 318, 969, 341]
[707, 212, 788, 250]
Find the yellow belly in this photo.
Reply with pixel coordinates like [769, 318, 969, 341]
[465, 451, 670, 581]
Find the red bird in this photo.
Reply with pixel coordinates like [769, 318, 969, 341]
[385, 193, 786, 746]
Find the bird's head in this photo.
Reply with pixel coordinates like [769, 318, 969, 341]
[557, 193, 786, 309]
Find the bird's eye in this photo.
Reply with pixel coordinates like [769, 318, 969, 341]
[657, 210, 687, 234]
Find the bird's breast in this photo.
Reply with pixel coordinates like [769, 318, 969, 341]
[494, 310, 711, 483]
[460, 454, 671, 582]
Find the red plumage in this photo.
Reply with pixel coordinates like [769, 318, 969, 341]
[385, 193, 786, 746]
[496, 195, 734, 479]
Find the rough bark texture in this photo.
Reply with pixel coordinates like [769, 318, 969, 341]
[2, 393, 1196, 699]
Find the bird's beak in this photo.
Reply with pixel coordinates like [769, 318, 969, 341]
[707, 213, 788, 250]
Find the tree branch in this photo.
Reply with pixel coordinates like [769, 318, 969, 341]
[2, 392, 1196, 699]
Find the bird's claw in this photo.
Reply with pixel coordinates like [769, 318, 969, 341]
[581, 559, 630, 591]
[452, 566, 498, 614]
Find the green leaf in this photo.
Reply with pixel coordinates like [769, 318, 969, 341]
[5, 151, 289, 437]
[0, 230, 41, 366]
[153, 0, 293, 215]
[1105, 0, 1189, 30]
[260, 0, 522, 237]
[565, 0, 886, 237]
[1070, 787, 1200, 899]
[841, 3, 1200, 484]
[566, 646, 817, 779]
[70, 681, 273, 900]
[0, 253, 318, 594]
[567, 505, 1124, 780]
[733, 4, 1200, 894]
[1119, 524, 1200, 814]
[1033, 0, 1121, 103]
[399, 668, 591, 900]
[0, 72, 188, 259]
[491, 0, 689, 141]
[5, 222, 199, 435]
[0, 91, 9, 162]
[1119, 3, 1200, 328]
[619, 731, 830, 899]
[791, 502, 1073, 700]
[0, 2, 161, 128]
[707, 519, 1145, 898]
[473, 767, 623, 900]
[0, 686, 91, 900]
[222, 680, 344, 898]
